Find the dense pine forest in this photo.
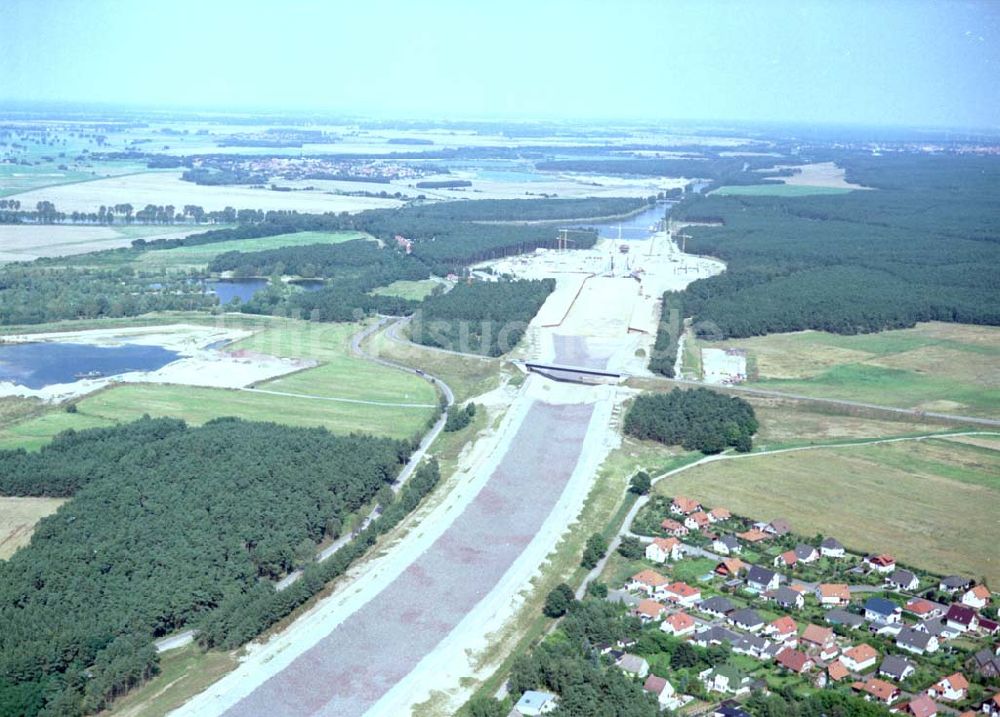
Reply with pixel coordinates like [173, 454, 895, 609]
[672, 154, 1000, 338]
[409, 279, 555, 356]
[0, 417, 414, 716]
[623, 388, 757, 453]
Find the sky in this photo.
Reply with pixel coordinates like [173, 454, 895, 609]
[2, 0, 999, 128]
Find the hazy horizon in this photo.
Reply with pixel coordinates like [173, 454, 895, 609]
[3, 0, 999, 129]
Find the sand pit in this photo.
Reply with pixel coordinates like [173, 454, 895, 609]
[12, 171, 405, 215]
[0, 324, 315, 402]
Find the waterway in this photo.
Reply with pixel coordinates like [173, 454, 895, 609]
[0, 342, 180, 389]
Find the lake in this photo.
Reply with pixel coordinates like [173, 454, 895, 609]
[206, 278, 269, 304]
[0, 342, 181, 389]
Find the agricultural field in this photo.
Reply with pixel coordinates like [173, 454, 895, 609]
[693, 322, 1000, 417]
[136, 230, 370, 270]
[657, 436, 1000, 583]
[370, 279, 440, 301]
[0, 496, 67, 559]
[12, 170, 405, 214]
[0, 223, 209, 262]
[711, 184, 853, 197]
[0, 162, 152, 197]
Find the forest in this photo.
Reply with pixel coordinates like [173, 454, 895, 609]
[409, 279, 555, 356]
[0, 417, 412, 716]
[623, 388, 757, 453]
[672, 154, 1000, 338]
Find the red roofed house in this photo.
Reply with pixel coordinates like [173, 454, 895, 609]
[634, 598, 667, 622]
[660, 518, 689, 537]
[671, 496, 701, 515]
[841, 644, 879, 672]
[660, 611, 696, 637]
[765, 616, 799, 645]
[715, 558, 746, 577]
[827, 660, 850, 683]
[774, 550, 798, 568]
[898, 694, 939, 717]
[961, 584, 991, 610]
[628, 570, 669, 599]
[865, 554, 896, 574]
[905, 597, 943, 619]
[642, 675, 677, 711]
[645, 537, 683, 564]
[852, 677, 900, 705]
[737, 528, 769, 543]
[776, 647, 814, 674]
[801, 624, 836, 650]
[664, 581, 702, 607]
[926, 672, 968, 702]
[709, 507, 731, 522]
[816, 583, 851, 608]
[684, 511, 711, 531]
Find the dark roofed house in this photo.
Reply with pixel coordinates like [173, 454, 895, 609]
[765, 518, 791, 536]
[971, 646, 1000, 678]
[747, 565, 780, 592]
[826, 608, 866, 629]
[794, 544, 819, 563]
[945, 604, 979, 633]
[767, 586, 805, 610]
[692, 625, 742, 648]
[915, 618, 948, 638]
[713, 534, 741, 555]
[939, 575, 971, 593]
[865, 597, 902, 624]
[728, 608, 765, 632]
[820, 537, 845, 558]
[888, 568, 920, 591]
[880, 654, 917, 682]
[713, 704, 752, 717]
[896, 626, 938, 655]
[700, 595, 735, 617]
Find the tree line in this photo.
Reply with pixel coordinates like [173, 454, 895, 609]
[0, 417, 421, 717]
[623, 388, 757, 453]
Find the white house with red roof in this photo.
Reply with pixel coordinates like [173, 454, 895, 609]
[664, 581, 701, 607]
[660, 611, 696, 637]
[670, 496, 701, 515]
[926, 672, 969, 702]
[961, 585, 991, 610]
[627, 570, 669, 599]
[645, 537, 683, 564]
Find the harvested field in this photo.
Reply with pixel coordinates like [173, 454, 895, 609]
[12, 171, 404, 214]
[658, 438, 1000, 583]
[0, 496, 66, 559]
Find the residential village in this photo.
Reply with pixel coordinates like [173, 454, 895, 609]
[513, 493, 1000, 717]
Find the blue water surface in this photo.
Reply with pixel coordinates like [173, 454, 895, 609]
[0, 342, 180, 389]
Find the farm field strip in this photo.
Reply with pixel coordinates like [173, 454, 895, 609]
[0, 496, 67, 559]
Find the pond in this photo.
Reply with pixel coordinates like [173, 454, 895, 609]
[206, 278, 269, 304]
[289, 278, 326, 291]
[0, 342, 181, 389]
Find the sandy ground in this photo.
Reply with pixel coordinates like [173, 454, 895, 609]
[0, 225, 203, 262]
[0, 324, 314, 402]
[394, 171, 690, 202]
[769, 161, 870, 189]
[701, 347, 747, 384]
[12, 171, 405, 214]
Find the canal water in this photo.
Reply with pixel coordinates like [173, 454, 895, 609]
[0, 343, 180, 389]
[586, 203, 672, 241]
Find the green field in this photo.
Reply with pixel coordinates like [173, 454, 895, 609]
[0, 163, 154, 197]
[370, 279, 440, 301]
[0, 317, 438, 450]
[657, 437, 1000, 584]
[136, 230, 370, 269]
[711, 184, 854, 197]
[694, 322, 1000, 417]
